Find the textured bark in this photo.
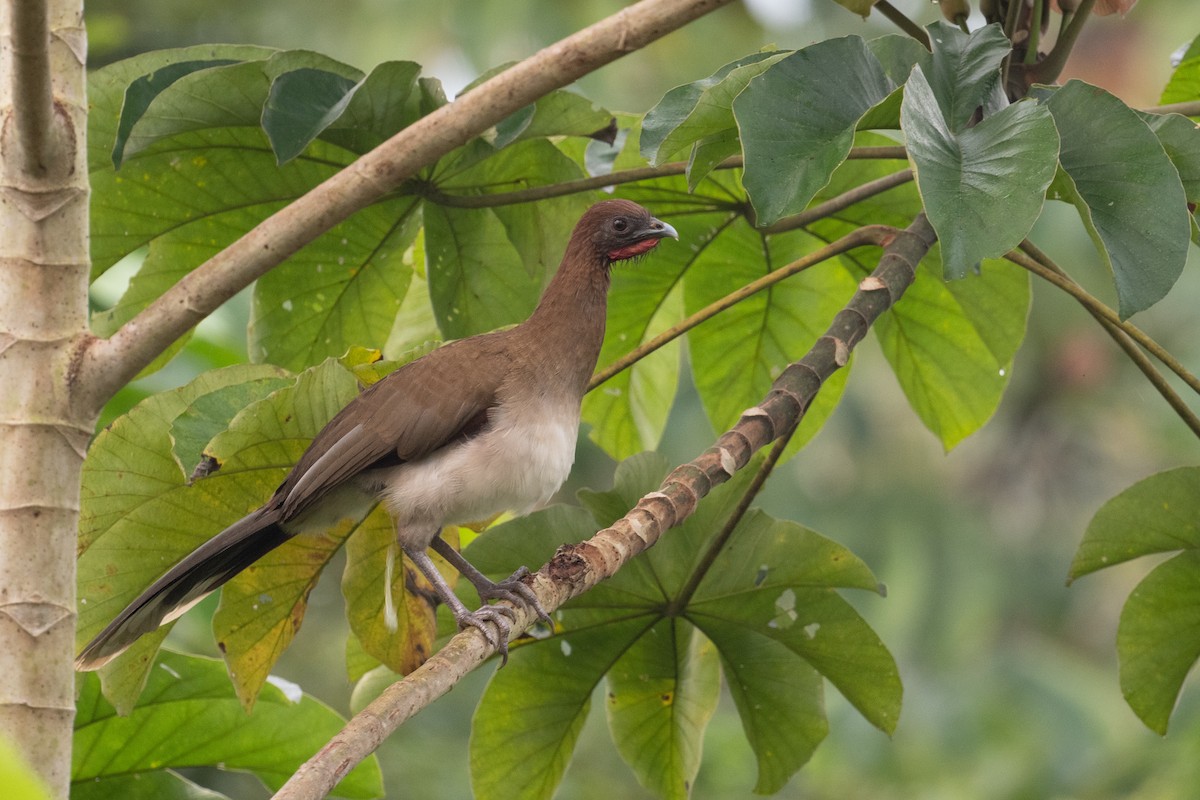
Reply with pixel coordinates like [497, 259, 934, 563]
[0, 1, 89, 796]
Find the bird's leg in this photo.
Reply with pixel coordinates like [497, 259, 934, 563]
[401, 543, 515, 663]
[429, 535, 552, 625]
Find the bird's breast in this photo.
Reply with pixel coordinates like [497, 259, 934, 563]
[373, 398, 580, 545]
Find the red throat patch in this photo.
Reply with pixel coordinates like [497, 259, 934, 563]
[607, 238, 662, 262]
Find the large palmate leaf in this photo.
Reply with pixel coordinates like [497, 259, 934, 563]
[465, 454, 897, 798]
[73, 651, 382, 798]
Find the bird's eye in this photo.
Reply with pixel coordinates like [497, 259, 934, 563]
[612, 218, 628, 233]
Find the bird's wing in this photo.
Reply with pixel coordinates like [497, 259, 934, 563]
[277, 335, 511, 520]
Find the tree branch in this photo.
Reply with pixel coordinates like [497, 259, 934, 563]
[72, 0, 736, 415]
[272, 215, 937, 800]
[5, 0, 63, 178]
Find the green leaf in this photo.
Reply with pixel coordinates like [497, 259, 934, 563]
[684, 223, 858, 457]
[733, 36, 896, 223]
[423, 140, 588, 338]
[169, 372, 293, 476]
[920, 22, 1010, 132]
[112, 58, 243, 167]
[470, 452, 895, 797]
[1070, 467, 1200, 580]
[1140, 111, 1200, 203]
[204, 361, 363, 708]
[1117, 551, 1200, 734]
[117, 50, 363, 165]
[641, 51, 786, 164]
[422, 203, 540, 338]
[701, 618, 827, 793]
[875, 253, 1029, 449]
[73, 651, 383, 798]
[865, 34, 930, 86]
[641, 51, 790, 188]
[606, 620, 720, 800]
[690, 512, 900, 734]
[1159, 33, 1200, 106]
[250, 197, 421, 370]
[77, 361, 360, 711]
[1044, 81, 1191, 318]
[470, 618, 652, 800]
[319, 60, 424, 154]
[494, 90, 612, 148]
[89, 51, 433, 376]
[73, 771, 231, 800]
[903, 68, 1058, 277]
[264, 67, 362, 164]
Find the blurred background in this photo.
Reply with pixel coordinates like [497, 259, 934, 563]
[85, 1, 1200, 798]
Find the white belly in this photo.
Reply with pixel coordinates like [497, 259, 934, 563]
[373, 399, 579, 548]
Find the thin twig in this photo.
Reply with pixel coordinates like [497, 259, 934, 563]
[764, 169, 913, 235]
[1007, 246, 1200, 437]
[272, 216, 938, 800]
[74, 0, 737, 415]
[1014, 241, 1200, 397]
[588, 226, 895, 390]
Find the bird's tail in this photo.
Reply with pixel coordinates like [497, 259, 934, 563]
[75, 506, 290, 671]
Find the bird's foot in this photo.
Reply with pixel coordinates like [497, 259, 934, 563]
[453, 605, 516, 664]
[474, 566, 553, 626]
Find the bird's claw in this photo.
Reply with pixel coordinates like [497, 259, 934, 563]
[477, 567, 553, 626]
[455, 606, 515, 665]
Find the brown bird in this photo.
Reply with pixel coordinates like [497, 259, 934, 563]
[76, 199, 677, 670]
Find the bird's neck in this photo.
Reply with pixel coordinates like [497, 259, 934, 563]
[519, 243, 611, 398]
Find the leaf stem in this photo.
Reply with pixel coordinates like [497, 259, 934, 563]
[873, 1, 930, 49]
[1032, 0, 1096, 85]
[764, 169, 913, 235]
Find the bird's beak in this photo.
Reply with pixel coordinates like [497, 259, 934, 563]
[640, 217, 678, 242]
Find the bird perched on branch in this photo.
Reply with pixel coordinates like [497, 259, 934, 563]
[76, 199, 677, 670]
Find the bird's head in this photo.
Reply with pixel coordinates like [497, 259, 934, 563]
[575, 199, 678, 265]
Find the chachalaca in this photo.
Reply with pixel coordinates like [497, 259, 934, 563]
[76, 199, 677, 669]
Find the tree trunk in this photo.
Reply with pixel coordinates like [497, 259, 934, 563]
[0, 1, 89, 795]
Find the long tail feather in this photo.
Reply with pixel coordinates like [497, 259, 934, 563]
[75, 506, 289, 670]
